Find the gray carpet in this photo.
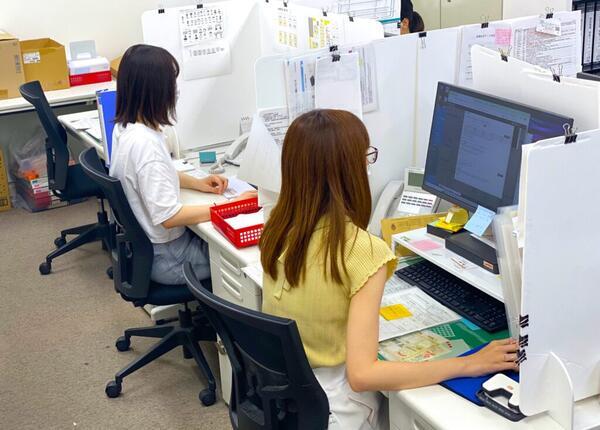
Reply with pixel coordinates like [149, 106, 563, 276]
[0, 200, 232, 429]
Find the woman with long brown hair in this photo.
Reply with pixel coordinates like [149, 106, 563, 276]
[260, 109, 518, 429]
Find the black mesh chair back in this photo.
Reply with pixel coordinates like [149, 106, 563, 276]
[19, 81, 70, 192]
[183, 262, 329, 430]
[79, 148, 152, 301]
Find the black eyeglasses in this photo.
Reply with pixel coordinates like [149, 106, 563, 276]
[366, 146, 378, 164]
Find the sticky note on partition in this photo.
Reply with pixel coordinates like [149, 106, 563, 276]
[380, 304, 413, 321]
[464, 205, 495, 236]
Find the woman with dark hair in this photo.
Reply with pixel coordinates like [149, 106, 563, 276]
[260, 109, 518, 429]
[110, 44, 255, 285]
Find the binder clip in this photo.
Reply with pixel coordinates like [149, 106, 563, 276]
[331, 52, 341, 62]
[551, 65, 563, 82]
[481, 22, 489, 29]
[322, 9, 328, 17]
[564, 124, 578, 144]
[158, 3, 165, 14]
[283, 1, 288, 8]
[545, 7, 554, 19]
[481, 15, 490, 28]
[196, 2, 203, 9]
[418, 32, 427, 49]
[498, 47, 511, 62]
[553, 74, 561, 82]
[519, 314, 529, 329]
[349, 14, 354, 22]
[329, 45, 338, 52]
[476, 374, 525, 422]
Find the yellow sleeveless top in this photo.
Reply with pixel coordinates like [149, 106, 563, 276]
[262, 220, 397, 368]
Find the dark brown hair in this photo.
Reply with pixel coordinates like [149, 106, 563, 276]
[260, 109, 372, 286]
[115, 44, 179, 130]
[409, 11, 425, 33]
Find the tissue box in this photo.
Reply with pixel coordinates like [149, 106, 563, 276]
[69, 57, 111, 86]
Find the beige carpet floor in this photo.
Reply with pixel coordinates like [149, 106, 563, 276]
[0, 200, 232, 429]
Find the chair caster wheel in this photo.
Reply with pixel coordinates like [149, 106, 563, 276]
[106, 267, 113, 279]
[39, 261, 51, 275]
[54, 236, 66, 248]
[105, 380, 122, 398]
[199, 389, 216, 406]
[115, 336, 130, 352]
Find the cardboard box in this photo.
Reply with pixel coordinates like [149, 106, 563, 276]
[20, 38, 69, 91]
[0, 150, 12, 212]
[0, 30, 25, 100]
[110, 55, 122, 78]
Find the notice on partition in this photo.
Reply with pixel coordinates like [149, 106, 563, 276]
[276, 6, 299, 49]
[458, 23, 512, 86]
[345, 44, 378, 113]
[511, 12, 581, 77]
[178, 7, 231, 80]
[378, 287, 461, 342]
[308, 15, 342, 49]
[259, 107, 289, 147]
[315, 52, 363, 118]
[284, 53, 318, 120]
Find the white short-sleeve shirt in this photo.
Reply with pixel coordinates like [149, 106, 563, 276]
[110, 123, 185, 244]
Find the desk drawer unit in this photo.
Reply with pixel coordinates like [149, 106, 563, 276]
[390, 395, 437, 430]
[208, 241, 261, 404]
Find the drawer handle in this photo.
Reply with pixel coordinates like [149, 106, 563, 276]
[222, 272, 242, 300]
[216, 339, 227, 355]
[219, 253, 242, 276]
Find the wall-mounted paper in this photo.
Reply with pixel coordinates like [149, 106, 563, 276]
[284, 52, 320, 120]
[179, 6, 232, 80]
[307, 14, 342, 48]
[315, 52, 363, 118]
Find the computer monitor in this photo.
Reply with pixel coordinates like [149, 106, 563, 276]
[423, 83, 574, 213]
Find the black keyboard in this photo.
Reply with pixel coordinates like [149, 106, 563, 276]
[395, 260, 507, 333]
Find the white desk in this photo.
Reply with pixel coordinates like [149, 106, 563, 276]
[59, 110, 105, 155]
[0, 81, 115, 115]
[62, 110, 599, 429]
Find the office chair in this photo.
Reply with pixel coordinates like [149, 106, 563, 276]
[19, 81, 110, 275]
[183, 262, 330, 430]
[79, 148, 217, 406]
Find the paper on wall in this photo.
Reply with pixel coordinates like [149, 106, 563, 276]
[511, 11, 581, 77]
[178, 6, 232, 80]
[275, 5, 300, 49]
[378, 287, 461, 342]
[315, 52, 363, 119]
[308, 14, 342, 49]
[344, 44, 378, 113]
[458, 22, 512, 86]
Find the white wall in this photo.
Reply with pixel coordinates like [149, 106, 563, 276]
[0, 0, 206, 60]
[503, 0, 572, 20]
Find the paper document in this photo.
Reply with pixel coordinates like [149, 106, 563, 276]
[315, 52, 363, 118]
[223, 176, 255, 199]
[85, 125, 103, 141]
[464, 205, 495, 236]
[258, 107, 289, 147]
[378, 287, 461, 342]
[458, 23, 512, 86]
[344, 44, 378, 113]
[275, 5, 299, 49]
[225, 208, 264, 229]
[284, 53, 318, 120]
[238, 113, 283, 193]
[173, 159, 196, 172]
[307, 15, 342, 49]
[72, 117, 99, 130]
[178, 6, 231, 80]
[512, 12, 581, 77]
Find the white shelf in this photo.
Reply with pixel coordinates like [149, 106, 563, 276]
[0, 81, 115, 115]
[392, 228, 503, 301]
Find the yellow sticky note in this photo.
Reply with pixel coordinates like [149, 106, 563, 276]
[380, 304, 413, 321]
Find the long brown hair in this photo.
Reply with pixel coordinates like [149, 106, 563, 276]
[260, 109, 372, 286]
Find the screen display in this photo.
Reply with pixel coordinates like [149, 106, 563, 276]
[408, 171, 424, 188]
[423, 83, 573, 212]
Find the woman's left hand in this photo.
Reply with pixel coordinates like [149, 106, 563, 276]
[197, 175, 228, 194]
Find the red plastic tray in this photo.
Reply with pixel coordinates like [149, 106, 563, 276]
[210, 197, 263, 248]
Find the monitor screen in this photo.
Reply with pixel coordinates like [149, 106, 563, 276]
[423, 83, 573, 212]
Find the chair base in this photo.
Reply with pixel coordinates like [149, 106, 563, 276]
[105, 306, 217, 406]
[39, 201, 111, 275]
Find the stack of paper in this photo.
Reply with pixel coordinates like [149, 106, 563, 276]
[225, 208, 264, 229]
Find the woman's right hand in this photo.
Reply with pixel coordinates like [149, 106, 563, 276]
[462, 339, 519, 377]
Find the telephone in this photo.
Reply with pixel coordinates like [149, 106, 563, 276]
[209, 132, 249, 174]
[369, 167, 441, 236]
